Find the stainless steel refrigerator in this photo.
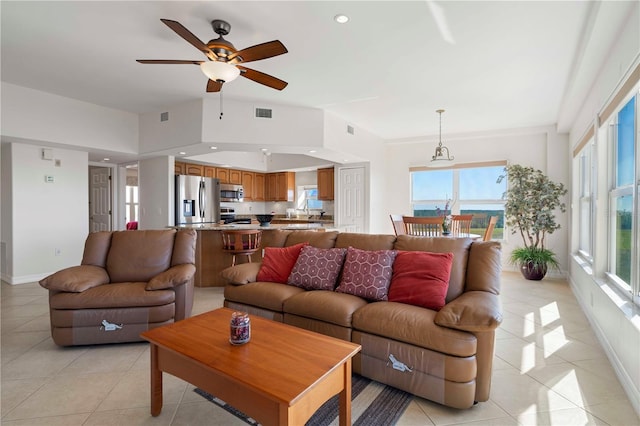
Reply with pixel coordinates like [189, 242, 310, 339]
[175, 175, 221, 225]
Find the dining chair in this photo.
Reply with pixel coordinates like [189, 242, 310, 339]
[483, 215, 499, 241]
[451, 214, 474, 236]
[402, 216, 442, 237]
[389, 214, 406, 236]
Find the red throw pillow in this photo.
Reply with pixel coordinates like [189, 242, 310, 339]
[388, 251, 454, 311]
[256, 243, 308, 283]
[335, 247, 398, 301]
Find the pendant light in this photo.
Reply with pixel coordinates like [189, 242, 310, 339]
[431, 109, 454, 163]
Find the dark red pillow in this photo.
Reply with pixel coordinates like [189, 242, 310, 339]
[256, 243, 308, 283]
[388, 251, 454, 311]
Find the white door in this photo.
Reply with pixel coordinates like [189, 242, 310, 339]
[89, 167, 112, 232]
[338, 167, 366, 233]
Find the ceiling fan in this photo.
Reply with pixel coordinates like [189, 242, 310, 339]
[137, 19, 288, 92]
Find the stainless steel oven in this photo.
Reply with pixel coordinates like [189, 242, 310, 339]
[220, 184, 244, 202]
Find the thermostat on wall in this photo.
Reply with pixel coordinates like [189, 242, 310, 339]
[44, 175, 54, 183]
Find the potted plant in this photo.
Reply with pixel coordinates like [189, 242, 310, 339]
[497, 164, 567, 280]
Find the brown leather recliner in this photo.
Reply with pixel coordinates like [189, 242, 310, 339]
[39, 229, 197, 346]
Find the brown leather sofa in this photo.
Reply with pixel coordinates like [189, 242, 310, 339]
[39, 229, 197, 346]
[222, 230, 502, 409]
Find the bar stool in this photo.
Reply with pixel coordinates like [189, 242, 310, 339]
[220, 229, 262, 266]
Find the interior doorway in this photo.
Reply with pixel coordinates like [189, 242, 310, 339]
[338, 166, 366, 233]
[89, 166, 112, 232]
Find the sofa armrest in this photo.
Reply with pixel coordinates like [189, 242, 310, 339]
[146, 264, 196, 290]
[39, 265, 110, 293]
[435, 291, 502, 332]
[221, 262, 262, 285]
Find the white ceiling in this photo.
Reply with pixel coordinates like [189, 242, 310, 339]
[1, 1, 634, 163]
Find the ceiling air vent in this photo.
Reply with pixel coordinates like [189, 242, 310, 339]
[255, 107, 273, 119]
[347, 125, 355, 135]
[160, 112, 169, 122]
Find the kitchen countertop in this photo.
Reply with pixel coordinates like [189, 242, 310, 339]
[173, 223, 337, 231]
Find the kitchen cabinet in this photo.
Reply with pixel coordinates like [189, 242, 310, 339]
[185, 163, 204, 176]
[317, 167, 334, 200]
[216, 168, 230, 183]
[266, 172, 295, 201]
[175, 162, 186, 175]
[254, 173, 266, 201]
[241, 171, 255, 200]
[203, 166, 217, 178]
[229, 169, 242, 185]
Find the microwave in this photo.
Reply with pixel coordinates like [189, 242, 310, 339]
[220, 184, 244, 202]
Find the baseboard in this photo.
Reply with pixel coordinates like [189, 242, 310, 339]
[1, 272, 48, 285]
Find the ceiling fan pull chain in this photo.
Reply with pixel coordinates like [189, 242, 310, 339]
[219, 87, 224, 120]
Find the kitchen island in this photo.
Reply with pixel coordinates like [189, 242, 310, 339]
[175, 223, 337, 287]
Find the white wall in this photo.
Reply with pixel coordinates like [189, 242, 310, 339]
[0, 143, 88, 284]
[201, 98, 324, 148]
[138, 157, 174, 230]
[139, 99, 204, 153]
[1, 83, 138, 153]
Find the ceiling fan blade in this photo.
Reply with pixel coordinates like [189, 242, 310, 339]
[227, 40, 287, 63]
[136, 60, 204, 65]
[206, 79, 223, 92]
[237, 66, 287, 90]
[160, 18, 218, 60]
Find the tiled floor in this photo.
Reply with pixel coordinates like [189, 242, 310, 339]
[1, 272, 638, 425]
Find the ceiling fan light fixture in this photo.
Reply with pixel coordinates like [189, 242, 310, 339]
[431, 109, 454, 164]
[200, 61, 240, 83]
[334, 14, 349, 24]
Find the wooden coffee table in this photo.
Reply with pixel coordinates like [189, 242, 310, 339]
[140, 308, 361, 426]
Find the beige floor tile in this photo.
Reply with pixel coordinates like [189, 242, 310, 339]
[84, 404, 178, 425]
[1, 338, 88, 379]
[58, 341, 147, 375]
[395, 399, 435, 425]
[451, 417, 519, 426]
[4, 372, 123, 420]
[489, 368, 578, 416]
[0, 302, 50, 319]
[1, 377, 47, 416]
[416, 398, 511, 425]
[584, 399, 640, 425]
[494, 336, 566, 373]
[11, 314, 52, 333]
[525, 362, 628, 408]
[516, 407, 608, 425]
[95, 369, 188, 412]
[0, 330, 51, 364]
[0, 413, 90, 425]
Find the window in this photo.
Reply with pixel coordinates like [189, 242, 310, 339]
[410, 163, 506, 239]
[297, 186, 322, 211]
[577, 140, 594, 261]
[125, 185, 139, 224]
[607, 94, 637, 298]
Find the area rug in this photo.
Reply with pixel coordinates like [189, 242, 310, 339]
[194, 374, 413, 426]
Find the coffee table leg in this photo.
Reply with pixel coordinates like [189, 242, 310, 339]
[150, 344, 163, 416]
[338, 359, 352, 426]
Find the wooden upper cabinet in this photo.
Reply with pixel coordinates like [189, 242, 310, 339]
[317, 167, 335, 200]
[254, 173, 266, 201]
[185, 163, 204, 176]
[216, 168, 230, 183]
[203, 166, 217, 178]
[229, 169, 242, 185]
[242, 171, 255, 201]
[265, 172, 295, 202]
[175, 161, 186, 175]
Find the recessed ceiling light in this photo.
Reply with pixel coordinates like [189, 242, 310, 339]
[309, 150, 317, 153]
[179, 152, 186, 155]
[334, 14, 349, 24]
[103, 158, 110, 161]
[210, 146, 218, 150]
[260, 148, 268, 152]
